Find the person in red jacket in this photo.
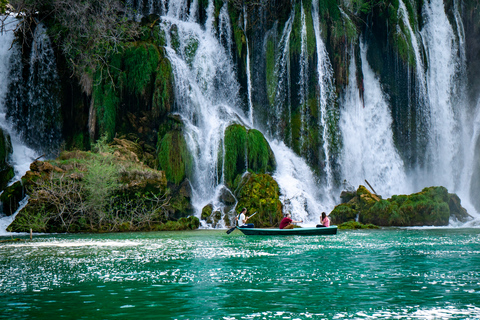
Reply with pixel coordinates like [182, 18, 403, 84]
[279, 213, 303, 229]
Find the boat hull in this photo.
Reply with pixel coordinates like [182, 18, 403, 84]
[237, 226, 337, 236]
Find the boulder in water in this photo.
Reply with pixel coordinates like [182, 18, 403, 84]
[330, 185, 472, 226]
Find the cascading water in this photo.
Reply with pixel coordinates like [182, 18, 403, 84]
[5, 22, 62, 157]
[420, 0, 463, 189]
[154, 0, 331, 225]
[312, 0, 336, 200]
[268, 13, 293, 144]
[340, 42, 408, 197]
[0, 16, 38, 181]
[243, 7, 254, 126]
[298, 3, 309, 156]
[0, 15, 38, 233]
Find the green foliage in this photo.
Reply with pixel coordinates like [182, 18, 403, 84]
[0, 0, 7, 14]
[157, 131, 193, 185]
[9, 208, 50, 233]
[8, 139, 173, 233]
[83, 155, 120, 216]
[235, 173, 283, 228]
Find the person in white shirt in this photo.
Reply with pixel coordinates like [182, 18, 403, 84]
[237, 208, 254, 228]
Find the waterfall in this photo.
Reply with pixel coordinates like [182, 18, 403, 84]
[243, 7, 254, 126]
[420, 0, 466, 191]
[157, 0, 332, 225]
[398, 0, 426, 95]
[0, 16, 38, 182]
[160, 0, 244, 220]
[5, 22, 62, 157]
[340, 42, 408, 197]
[0, 16, 38, 233]
[269, 13, 294, 143]
[298, 3, 309, 155]
[312, 0, 336, 199]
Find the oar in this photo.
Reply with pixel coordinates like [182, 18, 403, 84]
[226, 212, 257, 234]
[226, 226, 236, 234]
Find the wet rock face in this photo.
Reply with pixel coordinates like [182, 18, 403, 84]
[0, 129, 14, 192]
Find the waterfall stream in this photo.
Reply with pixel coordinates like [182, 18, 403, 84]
[0, 16, 38, 231]
[0, 16, 38, 182]
[340, 42, 408, 197]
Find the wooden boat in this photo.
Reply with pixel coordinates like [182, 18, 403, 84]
[236, 226, 337, 236]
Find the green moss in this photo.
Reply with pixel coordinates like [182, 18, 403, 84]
[184, 36, 199, 66]
[223, 124, 248, 187]
[330, 203, 357, 224]
[222, 125, 276, 188]
[265, 36, 276, 107]
[153, 55, 173, 117]
[229, 7, 245, 58]
[331, 185, 457, 227]
[235, 173, 283, 227]
[157, 131, 193, 185]
[93, 78, 118, 141]
[124, 43, 160, 97]
[247, 129, 276, 174]
[153, 216, 199, 231]
[338, 221, 379, 229]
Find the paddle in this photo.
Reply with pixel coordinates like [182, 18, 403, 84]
[226, 212, 257, 234]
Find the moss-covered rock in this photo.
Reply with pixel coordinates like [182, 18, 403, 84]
[157, 130, 193, 185]
[234, 173, 283, 227]
[7, 138, 197, 233]
[330, 185, 472, 227]
[338, 221, 380, 230]
[151, 216, 200, 231]
[222, 124, 276, 188]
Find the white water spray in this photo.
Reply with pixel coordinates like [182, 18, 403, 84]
[269, 13, 294, 143]
[243, 6, 254, 126]
[312, 0, 336, 199]
[298, 3, 309, 154]
[340, 42, 408, 197]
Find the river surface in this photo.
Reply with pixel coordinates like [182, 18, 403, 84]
[1, 228, 480, 319]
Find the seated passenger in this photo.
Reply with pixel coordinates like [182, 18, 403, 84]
[316, 212, 330, 228]
[279, 213, 303, 229]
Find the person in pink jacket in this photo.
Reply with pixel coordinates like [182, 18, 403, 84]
[316, 212, 330, 227]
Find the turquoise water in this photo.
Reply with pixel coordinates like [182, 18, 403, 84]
[1, 228, 480, 319]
